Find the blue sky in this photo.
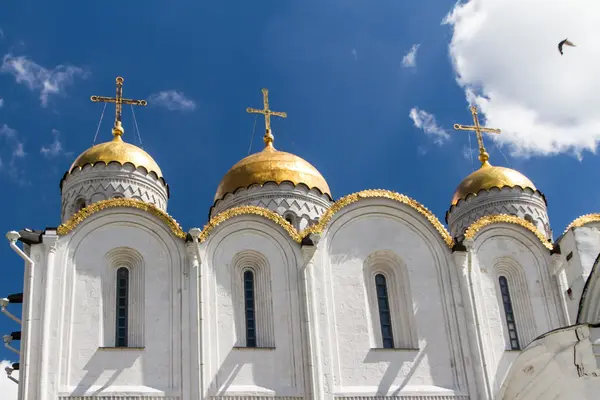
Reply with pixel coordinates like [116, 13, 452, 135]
[1, 0, 599, 366]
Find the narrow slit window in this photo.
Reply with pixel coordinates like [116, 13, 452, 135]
[244, 270, 257, 347]
[499, 276, 520, 350]
[375, 274, 394, 348]
[115, 267, 129, 347]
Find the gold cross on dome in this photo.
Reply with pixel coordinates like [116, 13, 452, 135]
[454, 106, 501, 164]
[90, 76, 147, 137]
[247, 88, 287, 147]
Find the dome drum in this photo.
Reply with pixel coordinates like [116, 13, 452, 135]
[447, 161, 551, 239]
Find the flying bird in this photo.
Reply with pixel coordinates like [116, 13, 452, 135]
[558, 38, 576, 55]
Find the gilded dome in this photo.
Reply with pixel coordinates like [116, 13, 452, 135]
[69, 123, 162, 178]
[215, 142, 330, 201]
[451, 160, 536, 206]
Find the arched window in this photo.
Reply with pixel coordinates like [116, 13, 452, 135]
[524, 214, 534, 224]
[74, 198, 86, 213]
[243, 270, 257, 347]
[375, 274, 394, 349]
[499, 276, 520, 350]
[115, 267, 129, 347]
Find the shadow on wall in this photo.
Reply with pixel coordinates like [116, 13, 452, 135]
[363, 344, 426, 396]
[70, 349, 140, 396]
[209, 347, 282, 395]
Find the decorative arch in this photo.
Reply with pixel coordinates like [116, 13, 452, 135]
[363, 250, 418, 349]
[563, 213, 600, 235]
[464, 214, 552, 250]
[231, 250, 275, 348]
[200, 205, 300, 243]
[304, 189, 452, 246]
[57, 198, 186, 239]
[493, 257, 537, 349]
[102, 247, 145, 347]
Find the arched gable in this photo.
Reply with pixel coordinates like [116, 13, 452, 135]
[57, 198, 185, 239]
[563, 213, 600, 235]
[465, 214, 553, 251]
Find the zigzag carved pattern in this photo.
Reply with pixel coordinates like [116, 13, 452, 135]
[62, 178, 167, 220]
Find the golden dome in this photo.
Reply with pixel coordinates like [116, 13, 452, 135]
[451, 160, 536, 206]
[69, 122, 163, 178]
[214, 138, 330, 201]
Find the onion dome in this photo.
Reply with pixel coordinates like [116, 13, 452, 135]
[211, 88, 332, 230]
[447, 106, 550, 239]
[69, 121, 163, 178]
[214, 135, 330, 201]
[60, 76, 168, 222]
[451, 159, 536, 206]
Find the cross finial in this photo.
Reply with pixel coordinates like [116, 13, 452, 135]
[90, 76, 147, 140]
[454, 106, 501, 165]
[246, 88, 287, 148]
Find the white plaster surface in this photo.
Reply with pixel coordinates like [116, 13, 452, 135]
[13, 184, 600, 400]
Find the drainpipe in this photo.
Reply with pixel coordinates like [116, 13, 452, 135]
[188, 228, 204, 399]
[0, 299, 21, 325]
[5, 366, 18, 385]
[6, 231, 34, 400]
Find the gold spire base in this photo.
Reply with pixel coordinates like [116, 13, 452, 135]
[112, 121, 125, 141]
[263, 129, 275, 149]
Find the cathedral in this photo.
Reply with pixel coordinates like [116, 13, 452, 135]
[2, 77, 600, 400]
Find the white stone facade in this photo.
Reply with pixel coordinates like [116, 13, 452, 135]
[61, 162, 169, 221]
[210, 182, 332, 230]
[8, 183, 600, 399]
[447, 187, 551, 239]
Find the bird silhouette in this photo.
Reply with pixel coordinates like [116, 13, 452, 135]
[558, 38, 575, 55]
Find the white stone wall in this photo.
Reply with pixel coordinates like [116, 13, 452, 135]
[447, 188, 550, 239]
[210, 182, 332, 230]
[554, 223, 600, 324]
[19, 210, 187, 400]
[468, 226, 561, 394]
[61, 162, 169, 221]
[495, 324, 600, 400]
[311, 198, 473, 399]
[23, 186, 600, 399]
[201, 215, 308, 398]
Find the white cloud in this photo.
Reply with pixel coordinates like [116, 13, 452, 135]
[149, 90, 196, 111]
[402, 44, 420, 68]
[0, 124, 26, 158]
[409, 107, 449, 145]
[41, 129, 65, 158]
[0, 360, 19, 400]
[0, 98, 3, 108]
[351, 48, 358, 60]
[1, 54, 88, 107]
[444, 0, 600, 158]
[0, 29, 4, 39]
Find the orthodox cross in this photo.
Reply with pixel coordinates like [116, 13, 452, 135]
[454, 106, 501, 164]
[90, 76, 147, 136]
[247, 88, 287, 147]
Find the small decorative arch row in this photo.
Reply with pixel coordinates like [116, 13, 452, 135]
[201, 189, 454, 247]
[57, 198, 186, 239]
[562, 213, 600, 236]
[464, 214, 553, 250]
